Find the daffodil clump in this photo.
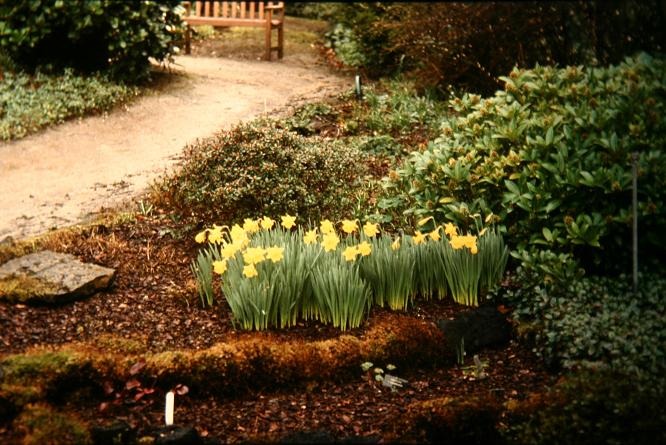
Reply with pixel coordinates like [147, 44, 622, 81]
[191, 214, 508, 331]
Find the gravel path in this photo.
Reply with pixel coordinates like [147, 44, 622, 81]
[0, 55, 349, 241]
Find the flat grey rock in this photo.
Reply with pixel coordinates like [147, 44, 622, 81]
[0, 250, 115, 304]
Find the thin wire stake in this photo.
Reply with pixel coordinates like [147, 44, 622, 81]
[632, 151, 639, 294]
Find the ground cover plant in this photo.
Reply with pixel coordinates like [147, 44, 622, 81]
[0, 69, 139, 141]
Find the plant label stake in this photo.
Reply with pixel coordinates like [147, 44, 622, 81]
[165, 391, 175, 426]
[632, 151, 639, 294]
[355, 74, 363, 100]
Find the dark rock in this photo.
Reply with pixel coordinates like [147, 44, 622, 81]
[0, 250, 115, 304]
[153, 426, 203, 445]
[437, 306, 511, 355]
[91, 421, 135, 445]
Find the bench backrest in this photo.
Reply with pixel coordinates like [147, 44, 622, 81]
[183, 1, 282, 20]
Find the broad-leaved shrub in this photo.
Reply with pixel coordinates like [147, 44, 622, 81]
[0, 0, 183, 82]
[383, 54, 666, 274]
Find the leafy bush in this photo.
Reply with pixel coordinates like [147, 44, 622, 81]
[156, 121, 369, 225]
[502, 272, 666, 378]
[383, 54, 666, 274]
[0, 0, 183, 82]
[0, 69, 138, 140]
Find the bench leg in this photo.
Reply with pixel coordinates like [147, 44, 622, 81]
[264, 23, 272, 60]
[185, 25, 192, 55]
[277, 25, 284, 59]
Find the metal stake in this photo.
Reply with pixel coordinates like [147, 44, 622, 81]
[632, 151, 639, 294]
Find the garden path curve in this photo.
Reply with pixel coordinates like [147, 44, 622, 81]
[0, 55, 350, 241]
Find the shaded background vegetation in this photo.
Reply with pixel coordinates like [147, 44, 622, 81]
[291, 1, 666, 95]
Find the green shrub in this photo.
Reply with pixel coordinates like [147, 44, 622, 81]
[502, 272, 666, 378]
[383, 54, 666, 274]
[156, 121, 369, 224]
[0, 0, 183, 82]
[0, 69, 138, 140]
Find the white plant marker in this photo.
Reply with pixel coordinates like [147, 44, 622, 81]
[165, 390, 175, 426]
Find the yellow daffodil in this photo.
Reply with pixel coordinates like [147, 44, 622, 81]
[357, 241, 372, 256]
[242, 247, 265, 265]
[413, 230, 427, 245]
[321, 233, 340, 252]
[213, 260, 227, 274]
[243, 264, 258, 278]
[207, 225, 224, 244]
[320, 219, 335, 234]
[266, 246, 284, 263]
[303, 228, 318, 245]
[449, 235, 465, 250]
[479, 227, 488, 236]
[242, 218, 260, 234]
[391, 237, 401, 250]
[470, 245, 479, 255]
[194, 229, 208, 243]
[461, 235, 478, 250]
[429, 227, 441, 241]
[362, 221, 380, 238]
[230, 224, 246, 242]
[417, 216, 433, 227]
[221, 242, 239, 259]
[444, 222, 458, 238]
[450, 234, 477, 251]
[340, 219, 358, 234]
[342, 246, 359, 262]
[281, 214, 296, 229]
[260, 216, 275, 230]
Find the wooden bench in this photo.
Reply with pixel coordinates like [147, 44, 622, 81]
[181, 1, 284, 61]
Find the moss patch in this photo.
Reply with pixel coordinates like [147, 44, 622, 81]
[0, 274, 62, 304]
[13, 403, 91, 445]
[387, 395, 502, 444]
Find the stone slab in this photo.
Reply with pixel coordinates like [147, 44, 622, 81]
[0, 250, 115, 304]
